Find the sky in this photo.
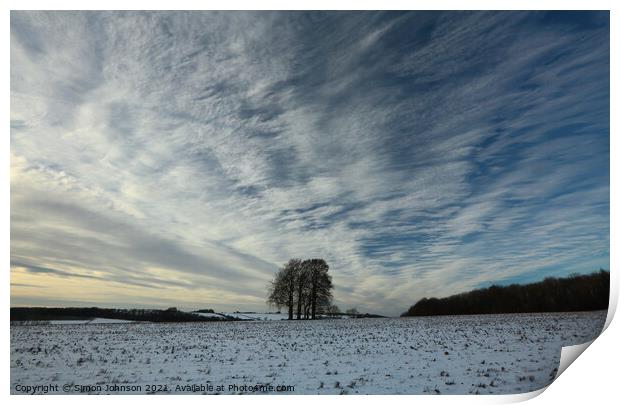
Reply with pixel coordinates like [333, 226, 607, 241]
[10, 11, 609, 316]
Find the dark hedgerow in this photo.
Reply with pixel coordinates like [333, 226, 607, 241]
[10, 307, 233, 322]
[402, 270, 610, 317]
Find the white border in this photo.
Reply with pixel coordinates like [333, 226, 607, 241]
[1, 0, 617, 10]
[3, 2, 617, 405]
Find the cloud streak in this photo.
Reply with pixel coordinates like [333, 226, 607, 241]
[11, 11, 609, 315]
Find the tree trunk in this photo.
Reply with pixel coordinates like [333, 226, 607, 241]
[296, 281, 303, 320]
[288, 291, 294, 320]
[311, 283, 317, 320]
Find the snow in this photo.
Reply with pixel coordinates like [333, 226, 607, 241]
[10, 311, 606, 395]
[221, 312, 289, 321]
[89, 318, 135, 324]
[216, 312, 349, 321]
[13, 318, 137, 325]
[191, 311, 288, 321]
[190, 311, 290, 321]
[54, 318, 135, 325]
[192, 311, 346, 321]
[192, 312, 228, 320]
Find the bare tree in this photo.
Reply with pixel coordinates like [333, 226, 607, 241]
[267, 259, 302, 320]
[295, 264, 308, 320]
[268, 257, 334, 321]
[326, 304, 341, 316]
[303, 258, 332, 319]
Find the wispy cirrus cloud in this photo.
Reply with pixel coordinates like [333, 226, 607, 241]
[11, 11, 609, 315]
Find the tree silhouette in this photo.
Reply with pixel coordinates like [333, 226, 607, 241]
[267, 258, 302, 320]
[304, 258, 332, 319]
[268, 257, 334, 320]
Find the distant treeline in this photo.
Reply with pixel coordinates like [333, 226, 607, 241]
[402, 270, 610, 317]
[10, 307, 229, 323]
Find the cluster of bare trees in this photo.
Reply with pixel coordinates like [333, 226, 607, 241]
[267, 258, 334, 320]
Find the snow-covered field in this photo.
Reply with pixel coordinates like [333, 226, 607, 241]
[11, 311, 605, 395]
[12, 318, 137, 326]
[51, 318, 136, 325]
[221, 312, 289, 321]
[193, 312, 289, 321]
